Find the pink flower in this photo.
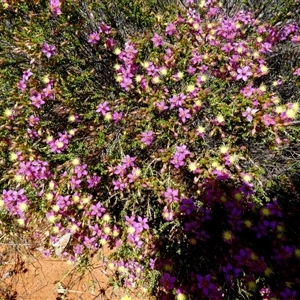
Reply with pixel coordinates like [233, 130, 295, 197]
[165, 22, 177, 36]
[178, 107, 191, 123]
[49, 0, 62, 16]
[242, 107, 259, 122]
[17, 80, 26, 91]
[151, 33, 164, 47]
[236, 66, 252, 81]
[293, 67, 300, 76]
[262, 114, 276, 126]
[22, 69, 33, 80]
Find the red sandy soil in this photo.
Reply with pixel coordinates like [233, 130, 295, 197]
[0, 245, 150, 300]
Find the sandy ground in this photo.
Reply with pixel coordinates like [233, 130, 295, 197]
[0, 244, 148, 300]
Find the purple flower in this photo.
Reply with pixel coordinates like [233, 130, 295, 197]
[280, 288, 297, 299]
[42, 84, 55, 99]
[170, 154, 185, 169]
[134, 216, 149, 232]
[151, 33, 165, 47]
[159, 273, 176, 290]
[196, 274, 217, 297]
[112, 179, 126, 191]
[70, 176, 81, 189]
[41, 42, 56, 58]
[114, 164, 127, 176]
[179, 198, 196, 215]
[236, 66, 252, 81]
[234, 248, 252, 266]
[83, 236, 97, 249]
[222, 263, 241, 281]
[176, 145, 191, 157]
[169, 93, 186, 108]
[141, 131, 154, 146]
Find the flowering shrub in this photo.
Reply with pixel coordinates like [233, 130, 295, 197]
[0, 0, 300, 299]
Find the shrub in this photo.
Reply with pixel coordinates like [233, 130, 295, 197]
[0, 0, 300, 299]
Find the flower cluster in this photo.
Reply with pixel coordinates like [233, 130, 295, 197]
[87, 21, 116, 50]
[0, 0, 300, 299]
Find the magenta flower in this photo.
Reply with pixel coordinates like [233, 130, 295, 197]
[88, 32, 100, 44]
[178, 107, 191, 123]
[73, 164, 88, 178]
[154, 100, 168, 113]
[236, 66, 252, 81]
[105, 37, 116, 50]
[42, 84, 55, 99]
[49, 0, 62, 16]
[293, 67, 300, 76]
[170, 154, 185, 168]
[262, 114, 276, 126]
[121, 155, 136, 168]
[41, 42, 56, 58]
[165, 22, 177, 36]
[28, 115, 40, 127]
[17, 79, 26, 91]
[141, 131, 154, 146]
[30, 91, 45, 108]
[112, 179, 126, 191]
[22, 69, 33, 80]
[151, 33, 165, 47]
[87, 174, 101, 188]
[90, 202, 106, 217]
[96, 101, 110, 116]
[169, 94, 186, 108]
[112, 111, 123, 123]
[163, 188, 179, 203]
[98, 22, 111, 34]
